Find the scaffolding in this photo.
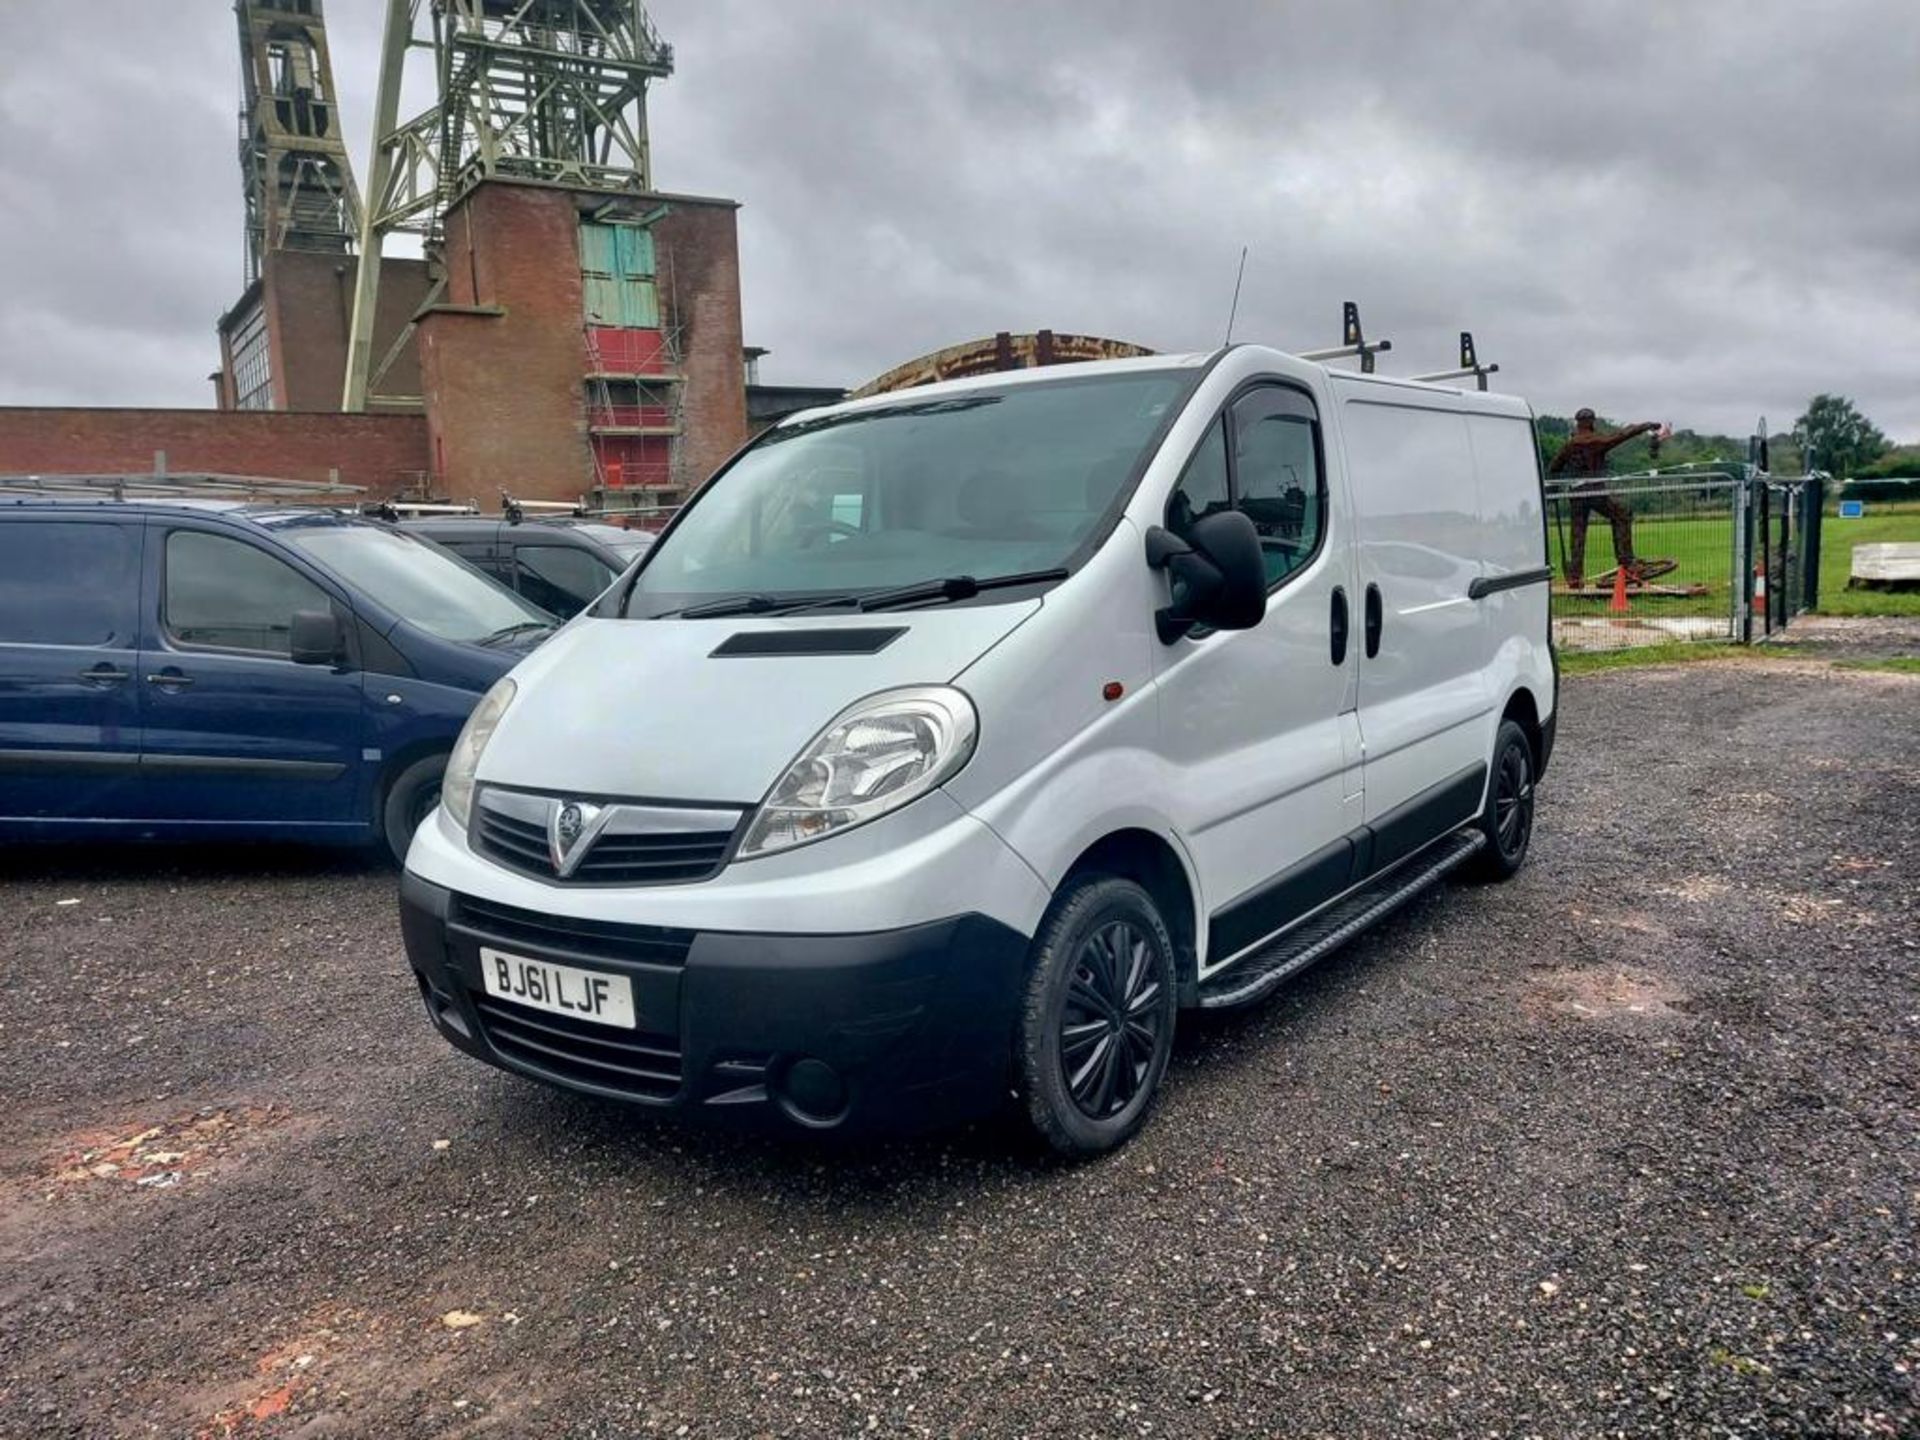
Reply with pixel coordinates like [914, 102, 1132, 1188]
[234, 0, 363, 287]
[582, 234, 685, 518]
[345, 0, 675, 410]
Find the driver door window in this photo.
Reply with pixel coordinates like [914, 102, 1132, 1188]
[163, 530, 331, 655]
[1232, 389, 1324, 588]
[1164, 388, 1325, 591]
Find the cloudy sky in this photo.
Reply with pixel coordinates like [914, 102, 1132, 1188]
[0, 1, 1914, 437]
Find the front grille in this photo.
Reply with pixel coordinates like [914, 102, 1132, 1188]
[471, 993, 683, 1101]
[473, 795, 740, 886]
[475, 807, 550, 873]
[449, 893, 695, 969]
[571, 829, 735, 883]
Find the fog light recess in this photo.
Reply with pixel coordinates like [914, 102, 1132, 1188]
[775, 1057, 850, 1126]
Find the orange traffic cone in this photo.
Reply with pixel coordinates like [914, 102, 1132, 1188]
[1610, 566, 1630, 613]
[1752, 562, 1766, 615]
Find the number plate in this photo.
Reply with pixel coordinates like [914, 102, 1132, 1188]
[479, 947, 636, 1030]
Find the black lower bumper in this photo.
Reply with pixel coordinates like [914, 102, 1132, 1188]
[399, 872, 1029, 1136]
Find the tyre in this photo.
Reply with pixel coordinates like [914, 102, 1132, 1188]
[380, 754, 447, 865]
[1468, 719, 1535, 881]
[1016, 875, 1177, 1158]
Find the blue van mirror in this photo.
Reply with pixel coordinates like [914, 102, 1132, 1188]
[290, 609, 345, 666]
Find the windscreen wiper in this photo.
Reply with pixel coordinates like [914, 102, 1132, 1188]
[854, 567, 1070, 613]
[661, 592, 793, 620]
[478, 620, 556, 646]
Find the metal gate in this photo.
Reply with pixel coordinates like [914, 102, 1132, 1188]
[1544, 470, 1830, 652]
[1546, 473, 1743, 651]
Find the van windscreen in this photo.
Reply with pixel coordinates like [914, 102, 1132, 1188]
[286, 523, 556, 644]
[624, 370, 1192, 617]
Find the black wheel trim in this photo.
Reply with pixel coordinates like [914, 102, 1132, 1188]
[1494, 741, 1533, 859]
[408, 782, 441, 831]
[1059, 919, 1165, 1120]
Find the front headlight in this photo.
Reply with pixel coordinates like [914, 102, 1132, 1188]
[738, 686, 978, 859]
[441, 677, 516, 831]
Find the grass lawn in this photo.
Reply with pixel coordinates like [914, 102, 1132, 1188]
[1548, 498, 1920, 623]
[1833, 657, 1920, 675]
[1558, 642, 1752, 676]
[1814, 502, 1920, 616]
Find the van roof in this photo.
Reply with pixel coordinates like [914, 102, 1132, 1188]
[778, 344, 1531, 429]
[1321, 365, 1533, 419]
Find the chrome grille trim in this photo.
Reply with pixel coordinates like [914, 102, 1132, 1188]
[472, 786, 746, 886]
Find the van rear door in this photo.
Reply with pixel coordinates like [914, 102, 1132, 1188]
[1336, 390, 1493, 868]
[0, 514, 145, 824]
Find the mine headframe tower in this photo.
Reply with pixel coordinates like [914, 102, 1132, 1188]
[235, 0, 363, 286]
[344, 0, 675, 410]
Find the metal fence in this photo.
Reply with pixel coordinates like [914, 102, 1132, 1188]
[1545, 472, 1744, 651]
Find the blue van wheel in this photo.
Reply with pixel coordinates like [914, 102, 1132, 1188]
[381, 755, 446, 865]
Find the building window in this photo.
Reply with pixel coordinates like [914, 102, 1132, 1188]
[230, 300, 274, 411]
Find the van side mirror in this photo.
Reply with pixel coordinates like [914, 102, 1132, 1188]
[1146, 512, 1268, 644]
[290, 609, 345, 666]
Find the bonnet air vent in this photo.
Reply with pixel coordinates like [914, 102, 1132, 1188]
[710, 628, 907, 658]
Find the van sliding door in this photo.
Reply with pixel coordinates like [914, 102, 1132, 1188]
[1338, 395, 1493, 868]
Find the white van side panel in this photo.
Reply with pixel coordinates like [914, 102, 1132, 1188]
[1463, 411, 1557, 729]
[1332, 390, 1494, 824]
[1463, 413, 1548, 576]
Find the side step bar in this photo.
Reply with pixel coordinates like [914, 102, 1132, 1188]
[1196, 829, 1487, 1010]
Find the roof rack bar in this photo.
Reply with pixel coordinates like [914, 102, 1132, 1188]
[1411, 331, 1501, 391]
[0, 471, 366, 501]
[1298, 301, 1392, 373]
[501, 489, 591, 524]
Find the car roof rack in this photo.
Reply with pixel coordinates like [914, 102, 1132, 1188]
[501, 490, 590, 524]
[1298, 302, 1393, 374]
[1411, 331, 1501, 391]
[384, 500, 480, 516]
[0, 471, 366, 502]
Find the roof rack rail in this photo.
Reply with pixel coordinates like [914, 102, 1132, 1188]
[1411, 331, 1501, 391]
[0, 471, 365, 502]
[384, 500, 480, 516]
[501, 490, 589, 524]
[1298, 302, 1392, 374]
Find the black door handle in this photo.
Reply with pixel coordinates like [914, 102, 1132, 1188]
[1364, 584, 1383, 659]
[146, 670, 195, 690]
[79, 663, 131, 687]
[1330, 586, 1349, 666]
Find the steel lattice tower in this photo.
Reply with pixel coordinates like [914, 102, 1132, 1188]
[343, 0, 674, 409]
[235, 0, 363, 286]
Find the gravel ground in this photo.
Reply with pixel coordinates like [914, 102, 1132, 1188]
[1, 644, 1916, 1438]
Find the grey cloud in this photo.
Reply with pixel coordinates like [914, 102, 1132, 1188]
[1, 0, 1913, 437]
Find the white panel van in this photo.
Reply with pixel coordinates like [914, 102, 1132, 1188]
[398, 346, 1557, 1155]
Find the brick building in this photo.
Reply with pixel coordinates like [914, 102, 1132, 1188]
[0, 175, 752, 514]
[0, 3, 761, 516]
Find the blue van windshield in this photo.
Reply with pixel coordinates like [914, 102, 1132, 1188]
[625, 369, 1192, 617]
[288, 525, 554, 644]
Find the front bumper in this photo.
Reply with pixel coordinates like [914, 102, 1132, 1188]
[400, 871, 1030, 1135]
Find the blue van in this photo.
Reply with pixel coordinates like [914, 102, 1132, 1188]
[0, 500, 555, 859]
